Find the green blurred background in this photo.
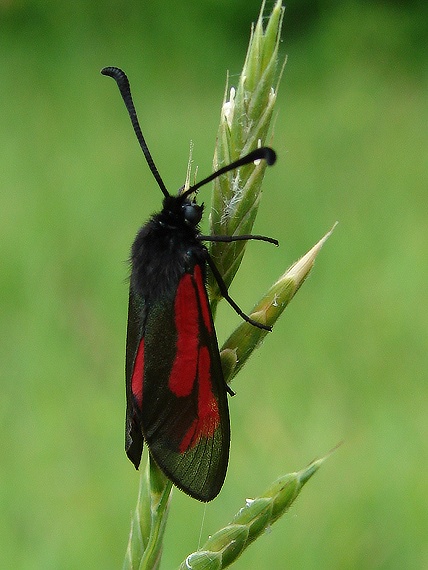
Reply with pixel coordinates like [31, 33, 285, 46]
[1, 0, 427, 567]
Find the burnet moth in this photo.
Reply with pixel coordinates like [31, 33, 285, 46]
[102, 66, 277, 502]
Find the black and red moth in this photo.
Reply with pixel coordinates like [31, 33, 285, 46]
[101, 66, 277, 502]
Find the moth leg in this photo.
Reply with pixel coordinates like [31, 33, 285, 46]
[205, 253, 272, 332]
[198, 233, 278, 246]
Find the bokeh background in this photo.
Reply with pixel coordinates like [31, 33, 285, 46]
[1, 0, 427, 567]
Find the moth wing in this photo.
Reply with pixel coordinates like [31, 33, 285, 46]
[125, 290, 146, 468]
[142, 264, 230, 502]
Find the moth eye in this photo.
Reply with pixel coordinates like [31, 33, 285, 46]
[183, 203, 202, 225]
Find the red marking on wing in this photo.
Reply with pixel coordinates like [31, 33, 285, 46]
[193, 265, 212, 333]
[169, 266, 220, 454]
[169, 273, 199, 397]
[179, 346, 220, 453]
[196, 346, 220, 439]
[131, 338, 144, 409]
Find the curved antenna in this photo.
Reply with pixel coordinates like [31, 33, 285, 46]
[181, 147, 276, 199]
[101, 66, 169, 198]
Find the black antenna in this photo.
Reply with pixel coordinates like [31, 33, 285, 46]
[181, 147, 276, 199]
[101, 66, 169, 198]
